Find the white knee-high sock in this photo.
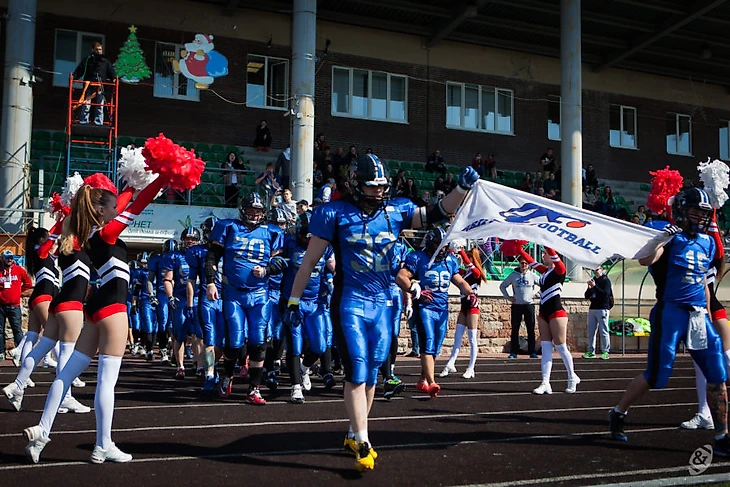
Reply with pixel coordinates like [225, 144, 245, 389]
[694, 361, 710, 419]
[20, 331, 39, 364]
[52, 341, 60, 361]
[467, 329, 478, 371]
[39, 351, 92, 438]
[541, 341, 553, 383]
[57, 341, 77, 400]
[14, 336, 55, 390]
[447, 324, 467, 367]
[555, 343, 576, 379]
[95, 355, 122, 450]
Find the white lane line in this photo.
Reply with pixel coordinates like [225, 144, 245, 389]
[0, 401, 696, 439]
[0, 423, 717, 472]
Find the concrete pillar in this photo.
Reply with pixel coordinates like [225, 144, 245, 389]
[0, 0, 35, 233]
[560, 0, 583, 280]
[290, 0, 316, 203]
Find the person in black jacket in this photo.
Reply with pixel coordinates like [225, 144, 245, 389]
[253, 120, 272, 151]
[583, 266, 612, 359]
[73, 42, 116, 125]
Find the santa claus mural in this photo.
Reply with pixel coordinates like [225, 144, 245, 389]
[172, 33, 228, 89]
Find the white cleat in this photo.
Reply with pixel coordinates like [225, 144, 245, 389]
[290, 384, 305, 404]
[532, 382, 553, 395]
[439, 364, 457, 378]
[3, 382, 24, 411]
[9, 347, 21, 367]
[58, 396, 91, 414]
[91, 442, 133, 464]
[565, 375, 581, 394]
[72, 377, 86, 388]
[462, 368, 475, 379]
[681, 413, 715, 430]
[24, 433, 50, 464]
[25, 378, 35, 388]
[300, 364, 312, 392]
[43, 356, 58, 369]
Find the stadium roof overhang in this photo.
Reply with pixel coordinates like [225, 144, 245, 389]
[196, 0, 730, 88]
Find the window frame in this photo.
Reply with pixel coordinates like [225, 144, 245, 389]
[445, 82, 514, 135]
[665, 112, 693, 157]
[547, 95, 561, 141]
[246, 54, 290, 111]
[53, 29, 106, 88]
[609, 104, 638, 150]
[153, 41, 200, 102]
[720, 120, 730, 162]
[330, 66, 409, 124]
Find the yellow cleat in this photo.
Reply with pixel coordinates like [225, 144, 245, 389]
[354, 442, 376, 472]
[344, 436, 378, 459]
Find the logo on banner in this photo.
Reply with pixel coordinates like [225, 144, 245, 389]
[499, 203, 590, 228]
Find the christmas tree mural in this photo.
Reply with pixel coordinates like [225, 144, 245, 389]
[115, 25, 151, 83]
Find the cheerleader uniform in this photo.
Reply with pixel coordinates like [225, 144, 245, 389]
[28, 220, 61, 311]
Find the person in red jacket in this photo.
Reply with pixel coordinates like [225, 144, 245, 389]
[0, 249, 33, 360]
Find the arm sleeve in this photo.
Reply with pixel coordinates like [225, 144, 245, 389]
[709, 210, 724, 260]
[205, 244, 224, 285]
[116, 185, 135, 213]
[458, 249, 482, 280]
[545, 247, 566, 275]
[37, 217, 65, 259]
[99, 178, 165, 245]
[518, 247, 547, 274]
[499, 274, 512, 298]
[20, 268, 33, 291]
[593, 278, 609, 298]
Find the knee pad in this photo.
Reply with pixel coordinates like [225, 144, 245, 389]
[248, 343, 267, 362]
[223, 346, 240, 361]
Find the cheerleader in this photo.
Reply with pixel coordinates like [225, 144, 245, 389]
[440, 243, 485, 379]
[23, 175, 166, 464]
[517, 245, 579, 394]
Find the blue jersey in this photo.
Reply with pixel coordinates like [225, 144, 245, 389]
[147, 254, 167, 292]
[654, 232, 714, 306]
[137, 267, 153, 300]
[162, 250, 189, 298]
[388, 240, 411, 280]
[268, 226, 286, 295]
[309, 198, 418, 295]
[186, 243, 220, 297]
[211, 220, 285, 291]
[281, 235, 334, 301]
[404, 250, 460, 311]
[127, 269, 140, 302]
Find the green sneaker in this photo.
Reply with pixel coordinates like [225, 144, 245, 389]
[601, 352, 610, 360]
[582, 352, 596, 359]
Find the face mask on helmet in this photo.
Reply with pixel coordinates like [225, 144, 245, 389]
[269, 209, 287, 227]
[201, 216, 218, 242]
[348, 154, 390, 211]
[240, 194, 265, 226]
[129, 260, 138, 270]
[422, 228, 446, 260]
[672, 188, 712, 236]
[138, 252, 149, 266]
[180, 226, 201, 248]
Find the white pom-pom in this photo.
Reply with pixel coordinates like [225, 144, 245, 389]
[450, 238, 467, 252]
[118, 145, 158, 190]
[60, 172, 85, 207]
[698, 158, 730, 208]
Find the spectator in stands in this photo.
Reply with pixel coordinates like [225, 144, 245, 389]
[543, 172, 559, 199]
[601, 186, 617, 216]
[319, 146, 333, 167]
[270, 187, 297, 224]
[583, 185, 597, 210]
[485, 154, 497, 179]
[318, 178, 336, 203]
[633, 205, 647, 225]
[332, 146, 346, 173]
[314, 133, 329, 160]
[404, 178, 419, 201]
[433, 176, 447, 195]
[432, 190, 445, 206]
[583, 266, 612, 360]
[471, 153, 484, 176]
[365, 147, 374, 155]
[630, 214, 640, 224]
[585, 163, 598, 187]
[275, 146, 291, 190]
[425, 149, 447, 175]
[296, 199, 309, 216]
[393, 169, 407, 197]
[0, 250, 33, 361]
[253, 119, 272, 151]
[536, 187, 546, 198]
[539, 147, 557, 174]
[341, 145, 358, 180]
[222, 151, 245, 207]
[444, 173, 457, 194]
[533, 171, 544, 194]
[416, 190, 431, 207]
[255, 162, 281, 205]
[73, 41, 117, 126]
[313, 161, 323, 190]
[519, 173, 533, 192]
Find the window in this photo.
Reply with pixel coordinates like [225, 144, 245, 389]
[666, 113, 692, 156]
[153, 42, 199, 101]
[446, 82, 513, 134]
[331, 67, 408, 122]
[721, 121, 730, 161]
[53, 29, 104, 87]
[548, 95, 561, 141]
[246, 55, 289, 109]
[609, 105, 637, 149]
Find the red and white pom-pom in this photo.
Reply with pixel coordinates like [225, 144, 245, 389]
[60, 172, 85, 207]
[83, 173, 118, 195]
[698, 158, 730, 209]
[142, 133, 205, 192]
[45, 192, 70, 220]
[118, 145, 159, 190]
[500, 239, 529, 257]
[647, 166, 683, 215]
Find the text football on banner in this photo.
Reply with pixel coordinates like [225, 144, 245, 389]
[438, 180, 669, 268]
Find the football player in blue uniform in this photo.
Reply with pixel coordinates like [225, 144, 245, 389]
[609, 188, 730, 455]
[136, 252, 157, 357]
[205, 193, 285, 405]
[285, 153, 478, 471]
[147, 241, 176, 363]
[263, 208, 288, 391]
[126, 260, 141, 354]
[187, 217, 224, 393]
[163, 226, 202, 380]
[397, 227, 475, 397]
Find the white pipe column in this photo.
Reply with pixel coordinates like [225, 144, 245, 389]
[290, 0, 316, 202]
[0, 0, 36, 233]
[560, 0, 583, 280]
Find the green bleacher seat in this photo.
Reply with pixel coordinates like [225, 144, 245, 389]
[52, 131, 66, 142]
[33, 139, 51, 150]
[52, 140, 65, 152]
[243, 175, 256, 186]
[211, 144, 225, 154]
[225, 145, 239, 154]
[34, 131, 51, 141]
[118, 136, 133, 147]
[133, 138, 147, 147]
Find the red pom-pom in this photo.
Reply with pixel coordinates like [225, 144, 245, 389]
[500, 239, 528, 257]
[47, 192, 70, 219]
[83, 173, 118, 195]
[647, 166, 683, 214]
[142, 133, 205, 192]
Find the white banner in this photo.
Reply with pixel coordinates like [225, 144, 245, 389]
[442, 180, 670, 268]
[120, 204, 239, 243]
